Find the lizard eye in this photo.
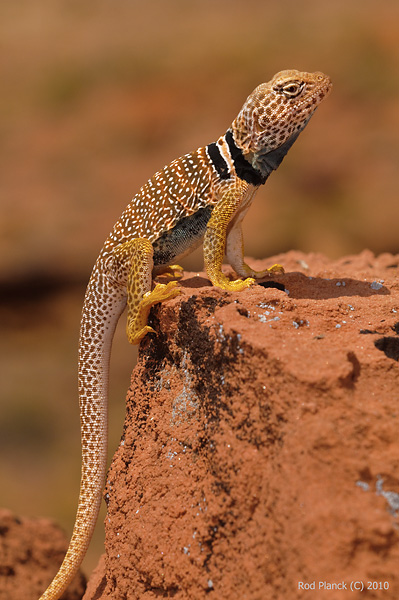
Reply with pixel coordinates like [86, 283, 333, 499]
[280, 81, 305, 98]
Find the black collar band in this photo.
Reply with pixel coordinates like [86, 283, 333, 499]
[226, 128, 302, 186]
[206, 142, 230, 180]
[225, 129, 266, 186]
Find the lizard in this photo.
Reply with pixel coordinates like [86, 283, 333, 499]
[39, 69, 331, 599]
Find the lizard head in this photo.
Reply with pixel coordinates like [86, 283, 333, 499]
[231, 70, 332, 178]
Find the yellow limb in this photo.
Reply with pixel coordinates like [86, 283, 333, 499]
[226, 223, 285, 278]
[128, 280, 180, 344]
[155, 264, 184, 279]
[110, 238, 180, 345]
[203, 181, 256, 291]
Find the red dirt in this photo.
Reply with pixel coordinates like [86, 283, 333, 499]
[0, 508, 85, 600]
[82, 251, 399, 600]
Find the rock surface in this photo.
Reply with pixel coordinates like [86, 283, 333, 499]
[50, 252, 399, 599]
[0, 508, 85, 600]
[3, 252, 398, 599]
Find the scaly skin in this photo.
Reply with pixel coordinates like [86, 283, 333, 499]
[39, 70, 331, 599]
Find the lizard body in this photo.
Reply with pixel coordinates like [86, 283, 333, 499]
[39, 69, 331, 599]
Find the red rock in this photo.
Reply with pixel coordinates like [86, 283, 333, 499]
[75, 252, 399, 598]
[0, 508, 85, 600]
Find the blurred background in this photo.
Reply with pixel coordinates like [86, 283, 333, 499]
[1, 0, 398, 575]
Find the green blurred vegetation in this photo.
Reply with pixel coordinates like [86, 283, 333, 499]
[1, 0, 398, 576]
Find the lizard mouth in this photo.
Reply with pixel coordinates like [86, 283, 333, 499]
[304, 72, 332, 107]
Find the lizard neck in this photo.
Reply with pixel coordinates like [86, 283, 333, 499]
[206, 131, 265, 186]
[227, 115, 311, 185]
[224, 129, 266, 186]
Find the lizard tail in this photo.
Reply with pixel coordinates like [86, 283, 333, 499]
[39, 270, 126, 599]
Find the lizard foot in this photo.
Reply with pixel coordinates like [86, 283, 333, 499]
[127, 281, 181, 345]
[214, 276, 256, 292]
[157, 264, 184, 280]
[252, 263, 285, 278]
[142, 280, 181, 305]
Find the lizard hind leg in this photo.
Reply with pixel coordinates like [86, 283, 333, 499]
[122, 238, 180, 345]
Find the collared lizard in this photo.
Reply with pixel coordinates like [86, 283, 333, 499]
[39, 69, 331, 599]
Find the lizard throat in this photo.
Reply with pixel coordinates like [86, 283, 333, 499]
[252, 129, 301, 181]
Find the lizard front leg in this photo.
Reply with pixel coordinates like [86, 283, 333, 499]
[226, 222, 285, 279]
[203, 181, 256, 291]
[108, 238, 180, 345]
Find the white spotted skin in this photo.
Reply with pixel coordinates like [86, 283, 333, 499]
[39, 70, 331, 599]
[104, 146, 233, 253]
